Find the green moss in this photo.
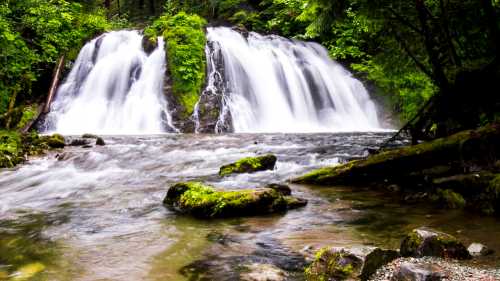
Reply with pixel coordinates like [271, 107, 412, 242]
[436, 189, 466, 209]
[147, 12, 207, 118]
[15, 105, 37, 130]
[164, 181, 304, 218]
[305, 248, 359, 281]
[40, 134, 65, 149]
[219, 154, 277, 177]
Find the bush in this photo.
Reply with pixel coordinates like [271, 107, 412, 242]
[148, 12, 207, 118]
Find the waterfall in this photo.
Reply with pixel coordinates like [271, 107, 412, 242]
[206, 27, 383, 133]
[43, 30, 175, 135]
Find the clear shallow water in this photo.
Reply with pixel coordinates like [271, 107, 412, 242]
[0, 133, 499, 280]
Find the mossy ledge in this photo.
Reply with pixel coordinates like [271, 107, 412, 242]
[291, 124, 500, 215]
[219, 154, 277, 177]
[163, 182, 307, 218]
[292, 124, 500, 186]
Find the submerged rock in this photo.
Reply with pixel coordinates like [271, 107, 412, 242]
[391, 262, 445, 281]
[400, 228, 471, 260]
[305, 246, 399, 281]
[467, 243, 494, 257]
[240, 263, 287, 281]
[219, 154, 277, 177]
[163, 182, 306, 218]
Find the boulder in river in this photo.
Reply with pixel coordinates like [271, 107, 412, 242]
[400, 228, 471, 260]
[391, 262, 445, 281]
[467, 243, 494, 257]
[305, 246, 399, 281]
[163, 182, 307, 218]
[219, 154, 277, 177]
[40, 134, 65, 149]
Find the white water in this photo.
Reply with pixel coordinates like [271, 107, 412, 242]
[44, 30, 175, 135]
[206, 27, 383, 133]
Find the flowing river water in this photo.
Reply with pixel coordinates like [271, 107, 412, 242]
[1, 133, 500, 280]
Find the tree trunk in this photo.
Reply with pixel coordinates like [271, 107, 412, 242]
[5, 90, 18, 130]
[415, 0, 450, 92]
[44, 55, 65, 114]
[104, 0, 111, 8]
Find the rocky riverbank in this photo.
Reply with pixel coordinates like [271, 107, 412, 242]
[292, 123, 500, 216]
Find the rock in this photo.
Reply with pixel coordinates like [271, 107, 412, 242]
[163, 182, 307, 218]
[240, 263, 286, 281]
[68, 138, 92, 146]
[265, 183, 291, 196]
[219, 154, 277, 177]
[467, 243, 494, 257]
[141, 35, 157, 54]
[391, 262, 445, 281]
[95, 137, 105, 146]
[400, 227, 471, 260]
[41, 134, 65, 149]
[305, 246, 399, 281]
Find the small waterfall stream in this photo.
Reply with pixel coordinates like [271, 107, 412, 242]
[206, 27, 382, 133]
[43, 30, 175, 135]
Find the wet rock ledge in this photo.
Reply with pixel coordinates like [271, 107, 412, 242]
[163, 182, 307, 218]
[292, 123, 500, 215]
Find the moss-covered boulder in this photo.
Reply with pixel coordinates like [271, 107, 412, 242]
[163, 182, 307, 218]
[292, 124, 500, 186]
[400, 227, 471, 260]
[219, 154, 277, 177]
[305, 246, 399, 281]
[40, 134, 65, 149]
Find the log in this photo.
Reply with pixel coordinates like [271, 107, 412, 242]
[44, 55, 65, 113]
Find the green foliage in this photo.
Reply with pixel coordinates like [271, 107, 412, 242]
[0, 130, 22, 168]
[0, 0, 115, 119]
[16, 105, 38, 130]
[149, 12, 207, 117]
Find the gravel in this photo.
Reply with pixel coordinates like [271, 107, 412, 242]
[370, 257, 500, 281]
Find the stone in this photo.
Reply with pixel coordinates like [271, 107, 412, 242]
[82, 133, 99, 139]
[400, 227, 471, 260]
[95, 137, 105, 146]
[219, 154, 277, 177]
[467, 243, 494, 257]
[391, 262, 445, 281]
[305, 246, 399, 281]
[240, 263, 286, 281]
[163, 182, 307, 218]
[68, 138, 92, 146]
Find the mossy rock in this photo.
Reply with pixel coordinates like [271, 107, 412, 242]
[219, 154, 277, 177]
[163, 182, 307, 218]
[40, 134, 65, 149]
[400, 227, 471, 259]
[292, 124, 500, 185]
[305, 246, 398, 281]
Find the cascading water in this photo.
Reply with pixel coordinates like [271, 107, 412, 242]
[206, 27, 383, 133]
[43, 30, 175, 135]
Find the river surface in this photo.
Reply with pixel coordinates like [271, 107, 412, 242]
[1, 133, 499, 280]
